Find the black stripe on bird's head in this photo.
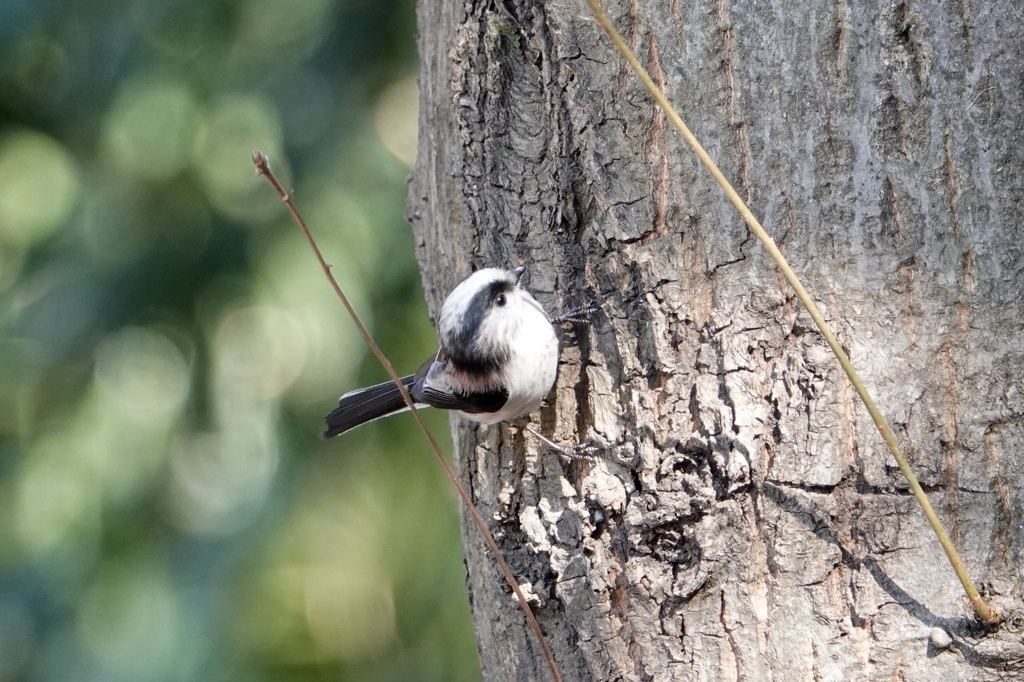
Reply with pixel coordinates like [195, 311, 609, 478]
[441, 268, 523, 374]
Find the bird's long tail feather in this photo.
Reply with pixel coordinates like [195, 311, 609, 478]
[323, 375, 419, 438]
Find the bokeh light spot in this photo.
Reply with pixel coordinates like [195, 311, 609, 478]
[304, 565, 397, 661]
[192, 93, 285, 220]
[0, 131, 79, 246]
[102, 74, 199, 181]
[15, 436, 100, 556]
[214, 304, 307, 400]
[236, 0, 333, 63]
[374, 77, 419, 168]
[77, 559, 180, 679]
[167, 416, 279, 535]
[256, 229, 369, 403]
[94, 326, 191, 426]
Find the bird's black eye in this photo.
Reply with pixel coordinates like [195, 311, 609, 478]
[495, 294, 507, 307]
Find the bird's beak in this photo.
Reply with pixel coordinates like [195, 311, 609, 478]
[511, 266, 526, 285]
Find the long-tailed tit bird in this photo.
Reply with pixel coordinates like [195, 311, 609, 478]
[324, 267, 561, 438]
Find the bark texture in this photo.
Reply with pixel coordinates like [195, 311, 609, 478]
[408, 0, 1024, 679]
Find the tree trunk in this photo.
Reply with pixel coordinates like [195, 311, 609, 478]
[408, 0, 1024, 679]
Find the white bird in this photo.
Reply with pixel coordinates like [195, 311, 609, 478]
[324, 267, 561, 438]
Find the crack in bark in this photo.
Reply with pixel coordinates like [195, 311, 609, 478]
[719, 590, 742, 681]
[715, 0, 752, 205]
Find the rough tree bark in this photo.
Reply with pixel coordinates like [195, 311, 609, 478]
[407, 0, 1024, 679]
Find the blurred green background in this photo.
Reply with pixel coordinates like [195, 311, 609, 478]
[0, 0, 481, 680]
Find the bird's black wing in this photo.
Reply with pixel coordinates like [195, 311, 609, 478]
[412, 350, 509, 415]
[416, 383, 509, 414]
[323, 374, 418, 438]
[323, 349, 511, 439]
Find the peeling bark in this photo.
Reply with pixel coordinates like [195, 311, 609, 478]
[408, 0, 1024, 679]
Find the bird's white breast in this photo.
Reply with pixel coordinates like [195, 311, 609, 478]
[464, 293, 559, 424]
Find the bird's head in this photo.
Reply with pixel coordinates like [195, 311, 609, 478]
[437, 267, 548, 374]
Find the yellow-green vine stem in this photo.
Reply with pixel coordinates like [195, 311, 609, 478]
[583, 0, 998, 624]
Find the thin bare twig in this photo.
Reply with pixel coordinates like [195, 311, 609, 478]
[252, 151, 565, 680]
